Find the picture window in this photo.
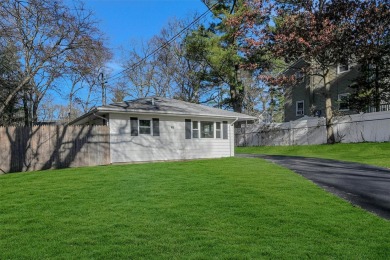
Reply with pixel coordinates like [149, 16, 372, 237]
[201, 121, 214, 138]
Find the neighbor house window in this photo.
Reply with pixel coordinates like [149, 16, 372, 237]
[192, 121, 199, 138]
[295, 70, 304, 83]
[296, 100, 304, 116]
[216, 122, 221, 138]
[338, 93, 350, 111]
[337, 63, 350, 74]
[201, 121, 214, 138]
[139, 120, 151, 134]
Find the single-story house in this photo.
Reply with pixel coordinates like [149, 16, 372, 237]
[70, 97, 256, 163]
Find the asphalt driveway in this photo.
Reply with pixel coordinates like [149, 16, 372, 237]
[237, 154, 390, 220]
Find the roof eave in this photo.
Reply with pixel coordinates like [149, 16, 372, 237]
[96, 107, 256, 120]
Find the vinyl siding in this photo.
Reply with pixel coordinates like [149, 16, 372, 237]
[109, 113, 235, 163]
[284, 63, 360, 122]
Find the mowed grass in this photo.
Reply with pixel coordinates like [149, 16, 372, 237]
[236, 142, 390, 168]
[0, 158, 389, 259]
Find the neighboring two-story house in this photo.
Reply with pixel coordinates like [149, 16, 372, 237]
[283, 59, 361, 122]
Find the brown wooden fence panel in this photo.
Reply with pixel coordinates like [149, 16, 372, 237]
[0, 125, 110, 174]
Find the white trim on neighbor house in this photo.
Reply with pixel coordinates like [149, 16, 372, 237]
[337, 63, 350, 74]
[296, 100, 304, 116]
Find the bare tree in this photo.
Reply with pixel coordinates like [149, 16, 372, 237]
[122, 17, 211, 103]
[0, 0, 108, 124]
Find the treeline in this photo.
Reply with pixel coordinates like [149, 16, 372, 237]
[118, 0, 389, 144]
[1, 0, 389, 137]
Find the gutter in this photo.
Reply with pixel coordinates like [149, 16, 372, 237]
[231, 117, 239, 126]
[94, 108, 256, 121]
[68, 108, 98, 125]
[93, 113, 109, 125]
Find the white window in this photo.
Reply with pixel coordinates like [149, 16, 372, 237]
[200, 121, 214, 138]
[338, 93, 350, 111]
[139, 119, 151, 134]
[216, 122, 221, 138]
[337, 63, 350, 74]
[296, 101, 304, 116]
[192, 121, 199, 138]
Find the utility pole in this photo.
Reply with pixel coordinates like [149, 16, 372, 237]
[99, 72, 107, 106]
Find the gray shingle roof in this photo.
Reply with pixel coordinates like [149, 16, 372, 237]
[70, 97, 256, 125]
[99, 97, 256, 119]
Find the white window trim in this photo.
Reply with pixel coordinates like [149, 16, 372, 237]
[192, 121, 199, 138]
[139, 119, 152, 135]
[337, 93, 350, 111]
[337, 63, 350, 74]
[296, 100, 304, 116]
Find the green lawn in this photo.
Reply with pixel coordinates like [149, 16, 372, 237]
[1, 158, 389, 259]
[236, 142, 390, 168]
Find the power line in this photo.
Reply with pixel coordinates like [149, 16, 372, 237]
[105, 2, 218, 83]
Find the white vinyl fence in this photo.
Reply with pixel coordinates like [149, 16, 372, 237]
[235, 111, 390, 146]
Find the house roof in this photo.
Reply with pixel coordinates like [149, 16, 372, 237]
[281, 58, 308, 75]
[70, 97, 256, 125]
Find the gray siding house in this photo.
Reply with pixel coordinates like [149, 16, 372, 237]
[283, 59, 359, 122]
[70, 97, 255, 163]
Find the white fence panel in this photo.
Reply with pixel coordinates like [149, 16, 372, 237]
[236, 111, 390, 146]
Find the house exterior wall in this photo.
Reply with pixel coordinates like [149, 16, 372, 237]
[284, 63, 360, 122]
[108, 113, 235, 163]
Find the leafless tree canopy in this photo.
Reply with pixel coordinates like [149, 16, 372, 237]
[0, 0, 111, 125]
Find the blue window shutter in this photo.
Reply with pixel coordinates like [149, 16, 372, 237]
[130, 117, 138, 136]
[185, 119, 191, 139]
[152, 118, 160, 136]
[223, 121, 228, 139]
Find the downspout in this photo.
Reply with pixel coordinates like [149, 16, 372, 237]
[231, 117, 239, 126]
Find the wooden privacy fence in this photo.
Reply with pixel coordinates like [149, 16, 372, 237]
[0, 125, 110, 174]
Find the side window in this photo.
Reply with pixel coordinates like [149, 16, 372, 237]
[139, 120, 151, 134]
[216, 122, 221, 138]
[131, 117, 160, 136]
[338, 93, 350, 111]
[201, 121, 214, 138]
[192, 121, 199, 138]
[296, 101, 304, 116]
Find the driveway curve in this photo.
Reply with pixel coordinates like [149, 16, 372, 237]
[237, 154, 390, 220]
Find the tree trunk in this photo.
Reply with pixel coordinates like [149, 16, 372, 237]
[230, 86, 243, 113]
[324, 73, 335, 144]
[22, 91, 30, 127]
[374, 65, 380, 112]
